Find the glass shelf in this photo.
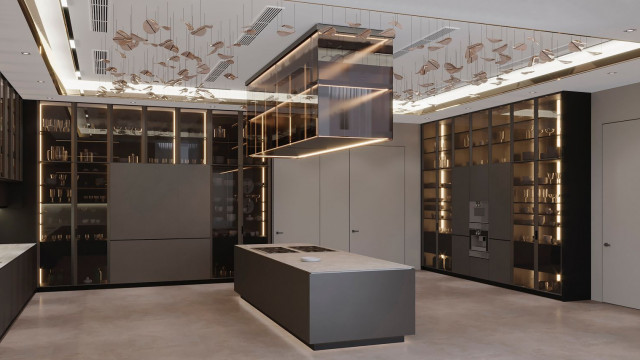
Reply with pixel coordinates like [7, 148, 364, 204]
[147, 107, 175, 164]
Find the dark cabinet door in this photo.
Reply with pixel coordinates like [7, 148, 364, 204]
[470, 165, 489, 201]
[469, 257, 489, 280]
[489, 163, 512, 240]
[489, 238, 512, 284]
[452, 167, 470, 235]
[452, 235, 470, 275]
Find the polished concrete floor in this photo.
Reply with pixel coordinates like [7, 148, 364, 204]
[1, 271, 639, 359]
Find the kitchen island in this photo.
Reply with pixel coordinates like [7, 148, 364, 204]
[234, 243, 415, 350]
[0, 244, 36, 339]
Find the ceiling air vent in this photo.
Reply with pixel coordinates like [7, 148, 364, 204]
[93, 50, 108, 75]
[204, 61, 231, 83]
[90, 0, 108, 33]
[237, 6, 283, 46]
[393, 26, 458, 58]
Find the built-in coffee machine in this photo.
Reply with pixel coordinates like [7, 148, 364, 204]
[469, 201, 489, 259]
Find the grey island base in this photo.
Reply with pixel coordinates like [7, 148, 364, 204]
[234, 244, 415, 350]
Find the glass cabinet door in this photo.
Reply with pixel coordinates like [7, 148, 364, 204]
[0, 77, 4, 178]
[147, 107, 175, 164]
[39, 102, 73, 286]
[211, 112, 239, 278]
[453, 115, 470, 167]
[513, 99, 535, 162]
[76, 104, 108, 285]
[422, 122, 437, 268]
[242, 165, 268, 245]
[179, 109, 206, 164]
[112, 106, 142, 163]
[471, 111, 489, 165]
[491, 105, 511, 164]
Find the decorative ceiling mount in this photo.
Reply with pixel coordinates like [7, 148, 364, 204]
[246, 24, 395, 158]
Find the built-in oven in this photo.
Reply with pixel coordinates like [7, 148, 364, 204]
[469, 201, 489, 224]
[468, 223, 489, 259]
[469, 201, 489, 259]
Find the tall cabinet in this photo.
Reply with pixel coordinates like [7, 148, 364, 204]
[0, 74, 22, 182]
[37, 101, 270, 287]
[421, 92, 590, 300]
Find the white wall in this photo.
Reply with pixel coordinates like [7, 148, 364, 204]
[591, 82, 640, 301]
[272, 123, 421, 268]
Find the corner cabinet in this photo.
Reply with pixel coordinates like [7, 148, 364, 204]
[37, 101, 270, 287]
[421, 92, 590, 301]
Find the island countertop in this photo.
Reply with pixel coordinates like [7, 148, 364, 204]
[236, 243, 413, 274]
[0, 244, 35, 270]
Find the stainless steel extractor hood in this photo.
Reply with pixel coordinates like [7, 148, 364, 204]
[245, 24, 394, 158]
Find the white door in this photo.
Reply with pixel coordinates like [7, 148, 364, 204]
[272, 157, 320, 244]
[349, 146, 405, 263]
[603, 120, 640, 309]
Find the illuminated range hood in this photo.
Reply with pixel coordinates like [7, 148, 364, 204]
[246, 24, 394, 158]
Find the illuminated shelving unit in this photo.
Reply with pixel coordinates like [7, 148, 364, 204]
[38, 101, 270, 286]
[421, 92, 590, 301]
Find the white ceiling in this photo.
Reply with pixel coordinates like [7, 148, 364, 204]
[1, 0, 639, 117]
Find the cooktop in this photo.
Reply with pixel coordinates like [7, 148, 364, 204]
[287, 246, 335, 253]
[254, 247, 299, 254]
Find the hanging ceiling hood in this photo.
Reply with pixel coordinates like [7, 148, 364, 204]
[245, 24, 395, 158]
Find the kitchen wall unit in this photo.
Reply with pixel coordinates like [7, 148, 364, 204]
[37, 101, 270, 287]
[422, 92, 590, 301]
[0, 74, 22, 183]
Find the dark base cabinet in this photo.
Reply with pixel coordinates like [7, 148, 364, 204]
[422, 92, 590, 301]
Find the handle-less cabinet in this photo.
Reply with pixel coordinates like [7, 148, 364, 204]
[451, 167, 470, 235]
[469, 165, 489, 202]
[489, 163, 512, 240]
[488, 239, 511, 284]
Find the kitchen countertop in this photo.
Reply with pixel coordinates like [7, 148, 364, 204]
[237, 243, 412, 274]
[0, 244, 35, 270]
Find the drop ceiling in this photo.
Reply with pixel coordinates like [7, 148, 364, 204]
[0, 0, 638, 119]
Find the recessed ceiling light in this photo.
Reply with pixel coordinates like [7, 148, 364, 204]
[130, 101, 136, 104]
[530, 91, 537, 94]
[465, 107, 471, 110]
[21, 51, 30, 55]
[46, 97, 53, 100]
[69, 39, 76, 49]
[607, 71, 618, 75]
[37, 80, 45, 83]
[624, 28, 637, 33]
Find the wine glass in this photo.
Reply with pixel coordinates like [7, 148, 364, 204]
[49, 189, 55, 203]
[547, 172, 555, 184]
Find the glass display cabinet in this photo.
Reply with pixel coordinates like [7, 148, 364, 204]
[75, 104, 108, 285]
[422, 122, 437, 268]
[0, 75, 22, 181]
[38, 101, 272, 287]
[39, 102, 73, 286]
[422, 92, 590, 301]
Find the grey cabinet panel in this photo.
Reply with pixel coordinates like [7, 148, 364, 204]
[110, 238, 211, 283]
[469, 257, 489, 280]
[452, 167, 470, 235]
[109, 164, 210, 240]
[452, 235, 470, 276]
[489, 239, 512, 284]
[489, 163, 512, 240]
[273, 157, 320, 245]
[470, 165, 489, 201]
[0, 246, 36, 338]
[319, 151, 349, 251]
